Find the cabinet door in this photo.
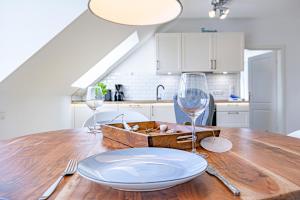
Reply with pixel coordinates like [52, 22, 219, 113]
[182, 33, 214, 72]
[73, 104, 93, 128]
[217, 111, 249, 128]
[151, 103, 176, 123]
[156, 33, 181, 74]
[215, 32, 244, 72]
[73, 104, 119, 128]
[118, 104, 151, 120]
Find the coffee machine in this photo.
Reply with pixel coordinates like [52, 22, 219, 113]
[114, 84, 125, 101]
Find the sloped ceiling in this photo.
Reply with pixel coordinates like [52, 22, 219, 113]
[0, 0, 88, 82]
[0, 11, 158, 96]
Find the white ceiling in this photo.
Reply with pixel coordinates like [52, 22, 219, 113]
[180, 0, 300, 18]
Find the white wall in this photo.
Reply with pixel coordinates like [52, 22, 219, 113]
[101, 37, 240, 100]
[0, 0, 88, 82]
[162, 17, 300, 133]
[0, 11, 157, 140]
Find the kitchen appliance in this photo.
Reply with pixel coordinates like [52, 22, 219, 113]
[104, 89, 112, 101]
[114, 84, 125, 101]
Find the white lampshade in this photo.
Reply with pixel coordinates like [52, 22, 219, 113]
[88, 0, 183, 26]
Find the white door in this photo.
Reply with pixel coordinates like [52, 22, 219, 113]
[249, 52, 277, 132]
[156, 33, 181, 74]
[215, 32, 244, 72]
[181, 33, 213, 72]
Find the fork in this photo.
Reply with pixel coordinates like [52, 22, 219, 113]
[39, 160, 78, 200]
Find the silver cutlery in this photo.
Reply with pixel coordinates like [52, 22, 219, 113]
[206, 165, 240, 196]
[39, 160, 78, 200]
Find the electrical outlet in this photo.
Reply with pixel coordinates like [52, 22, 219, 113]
[0, 112, 5, 120]
[212, 90, 225, 96]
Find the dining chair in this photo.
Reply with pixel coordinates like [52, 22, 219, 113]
[83, 110, 149, 127]
[288, 130, 300, 139]
[173, 93, 215, 126]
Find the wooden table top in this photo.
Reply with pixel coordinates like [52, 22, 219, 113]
[0, 128, 299, 200]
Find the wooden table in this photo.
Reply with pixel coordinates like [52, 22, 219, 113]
[0, 128, 299, 200]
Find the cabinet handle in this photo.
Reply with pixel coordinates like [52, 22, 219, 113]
[228, 111, 239, 115]
[151, 105, 154, 117]
[129, 104, 140, 108]
[210, 60, 214, 70]
[156, 60, 160, 70]
[214, 60, 217, 70]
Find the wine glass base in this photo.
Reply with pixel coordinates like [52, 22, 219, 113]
[87, 130, 102, 134]
[200, 136, 232, 153]
[87, 126, 102, 134]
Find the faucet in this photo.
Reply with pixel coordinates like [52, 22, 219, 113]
[156, 84, 165, 101]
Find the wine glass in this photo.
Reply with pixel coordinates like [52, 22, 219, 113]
[177, 73, 210, 154]
[86, 86, 104, 133]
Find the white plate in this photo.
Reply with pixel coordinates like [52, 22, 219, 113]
[77, 147, 207, 191]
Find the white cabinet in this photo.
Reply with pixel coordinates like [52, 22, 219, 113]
[72, 104, 118, 128]
[156, 33, 181, 74]
[156, 32, 244, 73]
[73, 104, 93, 128]
[215, 32, 244, 72]
[216, 103, 249, 128]
[150, 103, 176, 123]
[182, 33, 213, 72]
[118, 104, 152, 120]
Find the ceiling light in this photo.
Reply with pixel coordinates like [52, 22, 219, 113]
[209, 10, 216, 18]
[224, 8, 230, 15]
[220, 13, 227, 20]
[88, 0, 183, 26]
[209, 0, 231, 19]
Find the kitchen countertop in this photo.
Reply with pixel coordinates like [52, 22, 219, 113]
[72, 100, 249, 104]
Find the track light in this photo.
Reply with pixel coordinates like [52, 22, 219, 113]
[209, 0, 230, 19]
[223, 7, 230, 15]
[209, 10, 216, 18]
[220, 13, 227, 20]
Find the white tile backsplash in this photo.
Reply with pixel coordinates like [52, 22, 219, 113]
[102, 72, 240, 101]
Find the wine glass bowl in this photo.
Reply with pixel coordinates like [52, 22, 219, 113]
[86, 86, 104, 133]
[177, 73, 210, 154]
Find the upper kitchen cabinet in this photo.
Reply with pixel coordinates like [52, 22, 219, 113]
[215, 32, 245, 72]
[181, 33, 213, 72]
[156, 33, 182, 74]
[155, 32, 245, 73]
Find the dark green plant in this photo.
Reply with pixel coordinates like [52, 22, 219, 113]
[96, 82, 108, 95]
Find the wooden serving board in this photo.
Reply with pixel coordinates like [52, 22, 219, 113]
[101, 121, 220, 150]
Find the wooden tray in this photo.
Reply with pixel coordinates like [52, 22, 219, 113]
[101, 121, 220, 150]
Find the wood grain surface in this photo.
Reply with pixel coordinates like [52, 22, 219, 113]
[0, 128, 299, 200]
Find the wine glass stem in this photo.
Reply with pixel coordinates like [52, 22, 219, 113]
[93, 109, 96, 131]
[191, 117, 197, 153]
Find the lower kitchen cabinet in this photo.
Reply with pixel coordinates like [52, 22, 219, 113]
[150, 103, 176, 123]
[216, 103, 249, 128]
[118, 104, 152, 120]
[72, 104, 118, 128]
[72, 102, 249, 129]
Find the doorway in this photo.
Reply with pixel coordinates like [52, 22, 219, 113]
[241, 49, 285, 133]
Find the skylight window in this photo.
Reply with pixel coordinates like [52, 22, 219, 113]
[72, 31, 139, 88]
